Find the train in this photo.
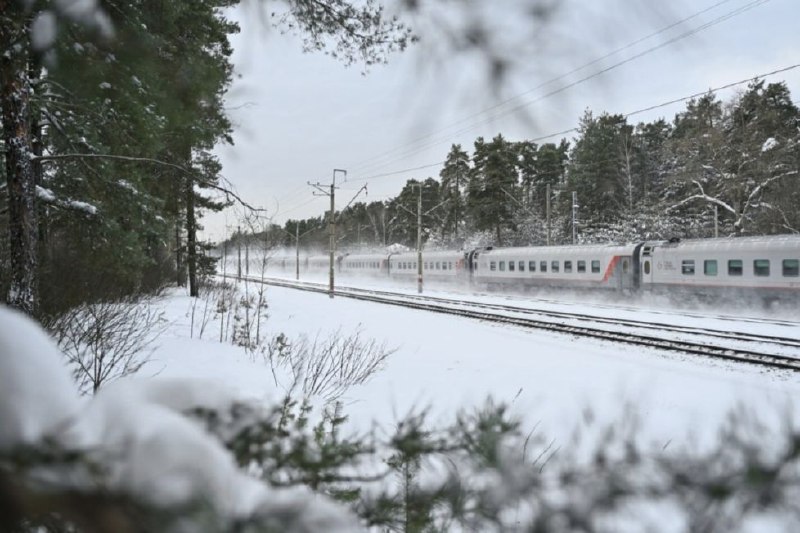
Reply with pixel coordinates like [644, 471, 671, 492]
[268, 235, 800, 305]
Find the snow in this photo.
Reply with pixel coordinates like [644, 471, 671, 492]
[99, 81, 112, 90]
[0, 304, 360, 530]
[762, 137, 779, 152]
[35, 185, 56, 202]
[3, 267, 800, 526]
[67, 199, 98, 215]
[140, 279, 800, 452]
[31, 11, 58, 51]
[0, 306, 80, 451]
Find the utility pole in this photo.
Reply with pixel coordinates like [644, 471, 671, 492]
[454, 164, 460, 241]
[397, 183, 447, 295]
[546, 183, 551, 246]
[571, 191, 578, 244]
[295, 224, 300, 280]
[237, 225, 242, 280]
[309, 169, 347, 298]
[714, 205, 719, 238]
[417, 185, 423, 294]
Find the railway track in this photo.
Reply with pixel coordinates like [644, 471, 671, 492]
[224, 275, 800, 373]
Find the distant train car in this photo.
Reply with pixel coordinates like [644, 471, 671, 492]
[307, 255, 333, 271]
[639, 235, 800, 302]
[262, 235, 799, 307]
[473, 244, 637, 292]
[388, 250, 466, 283]
[340, 253, 388, 277]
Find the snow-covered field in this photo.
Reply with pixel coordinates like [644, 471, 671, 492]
[145, 276, 800, 449]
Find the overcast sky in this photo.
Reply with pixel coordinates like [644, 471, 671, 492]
[206, 0, 800, 241]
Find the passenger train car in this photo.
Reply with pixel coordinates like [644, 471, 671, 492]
[267, 235, 800, 304]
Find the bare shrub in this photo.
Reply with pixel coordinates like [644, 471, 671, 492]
[47, 296, 168, 395]
[189, 280, 237, 341]
[265, 328, 396, 403]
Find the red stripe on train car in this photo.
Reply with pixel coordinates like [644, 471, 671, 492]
[602, 256, 620, 282]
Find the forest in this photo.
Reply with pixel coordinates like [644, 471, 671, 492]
[264, 81, 800, 254]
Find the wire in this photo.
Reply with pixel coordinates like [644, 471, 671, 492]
[347, 0, 771, 180]
[346, 0, 738, 175]
[343, 62, 800, 183]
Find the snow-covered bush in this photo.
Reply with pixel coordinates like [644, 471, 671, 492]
[45, 296, 168, 395]
[0, 305, 359, 532]
[264, 328, 395, 403]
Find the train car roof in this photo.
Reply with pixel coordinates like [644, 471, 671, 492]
[341, 253, 389, 261]
[389, 250, 464, 259]
[479, 243, 636, 255]
[652, 234, 800, 252]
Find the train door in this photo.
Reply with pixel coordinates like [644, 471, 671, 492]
[619, 256, 633, 291]
[639, 243, 655, 288]
[465, 249, 479, 284]
[631, 243, 645, 290]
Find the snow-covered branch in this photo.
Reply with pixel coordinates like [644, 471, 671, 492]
[34, 153, 265, 212]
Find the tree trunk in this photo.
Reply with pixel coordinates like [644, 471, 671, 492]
[1, 10, 38, 315]
[175, 217, 185, 286]
[185, 176, 198, 297]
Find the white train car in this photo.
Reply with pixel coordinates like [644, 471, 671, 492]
[640, 235, 800, 301]
[340, 253, 388, 277]
[388, 250, 466, 282]
[307, 255, 333, 271]
[473, 244, 637, 291]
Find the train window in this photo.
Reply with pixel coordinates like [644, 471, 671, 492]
[499, 261, 506, 271]
[783, 259, 799, 277]
[591, 260, 600, 273]
[529, 261, 536, 272]
[681, 260, 695, 275]
[622, 259, 629, 273]
[564, 261, 572, 273]
[551, 261, 559, 273]
[643, 261, 650, 275]
[577, 261, 586, 273]
[413, 262, 417, 269]
[519, 261, 525, 272]
[753, 259, 770, 276]
[728, 260, 743, 276]
[490, 261, 496, 271]
[540, 261, 547, 272]
[704, 260, 718, 276]
[508, 261, 515, 272]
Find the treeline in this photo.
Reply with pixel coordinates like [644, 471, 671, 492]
[268, 80, 799, 253]
[0, 2, 239, 316]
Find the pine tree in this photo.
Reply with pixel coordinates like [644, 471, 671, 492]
[566, 111, 631, 225]
[438, 144, 470, 242]
[467, 134, 519, 243]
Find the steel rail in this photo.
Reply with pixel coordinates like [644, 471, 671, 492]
[224, 275, 800, 372]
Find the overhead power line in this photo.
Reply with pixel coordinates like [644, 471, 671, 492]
[347, 0, 771, 180]
[346, 0, 738, 175]
[346, 62, 800, 184]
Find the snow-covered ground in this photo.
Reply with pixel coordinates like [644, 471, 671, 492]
[144, 276, 800, 450]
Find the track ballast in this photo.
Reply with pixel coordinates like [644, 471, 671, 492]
[223, 275, 800, 373]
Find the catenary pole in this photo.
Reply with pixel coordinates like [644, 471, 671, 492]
[237, 225, 242, 280]
[571, 191, 578, 244]
[417, 185, 423, 294]
[546, 183, 551, 246]
[295, 224, 300, 280]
